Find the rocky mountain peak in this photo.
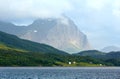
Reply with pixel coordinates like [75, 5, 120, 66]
[21, 16, 91, 53]
[0, 16, 91, 53]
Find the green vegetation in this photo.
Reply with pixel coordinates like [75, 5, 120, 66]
[75, 50, 120, 66]
[0, 44, 120, 66]
[0, 43, 105, 66]
[0, 31, 120, 66]
[0, 31, 68, 55]
[75, 50, 105, 58]
[0, 47, 104, 66]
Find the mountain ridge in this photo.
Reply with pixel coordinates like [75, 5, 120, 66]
[1, 31, 120, 66]
[0, 31, 68, 55]
[101, 46, 120, 53]
[0, 16, 91, 53]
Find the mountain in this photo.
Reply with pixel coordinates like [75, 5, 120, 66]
[0, 21, 26, 36]
[75, 49, 120, 59]
[0, 31, 68, 55]
[74, 50, 105, 58]
[101, 46, 120, 53]
[74, 50, 120, 66]
[0, 31, 105, 66]
[0, 16, 91, 53]
[105, 51, 120, 59]
[1, 31, 120, 66]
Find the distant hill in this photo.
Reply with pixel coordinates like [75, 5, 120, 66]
[74, 50, 105, 58]
[75, 50, 120, 66]
[101, 46, 120, 53]
[75, 50, 120, 59]
[105, 51, 120, 59]
[0, 31, 68, 55]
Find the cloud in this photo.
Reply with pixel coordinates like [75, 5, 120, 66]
[65, 0, 120, 49]
[1, 0, 120, 49]
[86, 0, 107, 10]
[0, 0, 73, 22]
[112, 0, 120, 17]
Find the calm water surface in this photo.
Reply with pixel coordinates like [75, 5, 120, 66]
[0, 67, 120, 79]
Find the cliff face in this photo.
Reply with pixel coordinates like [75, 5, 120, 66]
[21, 16, 91, 53]
[0, 16, 91, 53]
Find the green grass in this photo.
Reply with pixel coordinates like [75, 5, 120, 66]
[0, 44, 27, 52]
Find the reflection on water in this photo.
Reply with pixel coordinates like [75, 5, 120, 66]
[0, 67, 120, 79]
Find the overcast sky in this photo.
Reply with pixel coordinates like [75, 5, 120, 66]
[0, 0, 120, 49]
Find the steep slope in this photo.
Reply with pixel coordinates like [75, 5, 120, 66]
[20, 16, 91, 53]
[0, 16, 91, 53]
[0, 31, 68, 55]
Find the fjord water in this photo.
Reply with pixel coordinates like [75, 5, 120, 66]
[0, 67, 120, 79]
